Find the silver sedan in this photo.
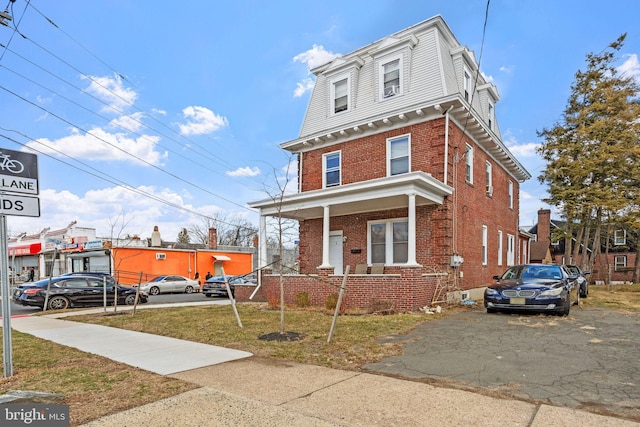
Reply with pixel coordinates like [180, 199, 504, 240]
[138, 275, 200, 295]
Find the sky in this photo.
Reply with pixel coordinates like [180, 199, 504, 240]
[0, 0, 639, 241]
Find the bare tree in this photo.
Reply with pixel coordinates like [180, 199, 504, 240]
[261, 155, 299, 334]
[188, 212, 257, 247]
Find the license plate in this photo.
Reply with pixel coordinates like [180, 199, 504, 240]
[510, 297, 525, 305]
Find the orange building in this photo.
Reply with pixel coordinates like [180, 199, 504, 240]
[112, 246, 253, 286]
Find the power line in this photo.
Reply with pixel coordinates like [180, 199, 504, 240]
[0, 128, 259, 232]
[0, 83, 255, 212]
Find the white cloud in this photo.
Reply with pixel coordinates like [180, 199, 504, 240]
[226, 166, 261, 177]
[506, 141, 540, 157]
[294, 78, 315, 98]
[82, 74, 137, 112]
[178, 106, 228, 136]
[292, 44, 340, 97]
[293, 44, 339, 70]
[618, 53, 640, 82]
[110, 112, 146, 133]
[499, 65, 515, 74]
[481, 71, 494, 83]
[29, 126, 166, 166]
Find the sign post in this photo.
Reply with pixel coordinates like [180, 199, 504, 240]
[0, 148, 39, 378]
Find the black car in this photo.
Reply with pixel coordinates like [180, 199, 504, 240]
[13, 275, 148, 310]
[484, 264, 576, 316]
[203, 275, 249, 298]
[564, 265, 589, 298]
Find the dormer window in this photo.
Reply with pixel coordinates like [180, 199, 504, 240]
[331, 76, 350, 114]
[463, 67, 472, 102]
[378, 53, 404, 100]
[488, 102, 494, 130]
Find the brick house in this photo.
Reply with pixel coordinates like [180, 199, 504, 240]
[529, 209, 638, 284]
[249, 15, 530, 311]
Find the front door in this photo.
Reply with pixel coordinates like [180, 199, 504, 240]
[329, 233, 343, 275]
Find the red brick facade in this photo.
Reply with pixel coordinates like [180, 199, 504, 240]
[258, 118, 522, 311]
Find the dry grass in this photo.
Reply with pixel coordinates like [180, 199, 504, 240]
[71, 303, 434, 369]
[1, 286, 638, 426]
[0, 330, 197, 426]
[582, 283, 640, 310]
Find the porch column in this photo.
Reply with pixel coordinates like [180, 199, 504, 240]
[407, 192, 418, 265]
[259, 214, 267, 268]
[319, 205, 332, 268]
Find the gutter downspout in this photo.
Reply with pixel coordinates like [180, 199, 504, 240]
[443, 106, 452, 186]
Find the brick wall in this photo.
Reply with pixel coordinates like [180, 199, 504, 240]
[299, 119, 519, 288]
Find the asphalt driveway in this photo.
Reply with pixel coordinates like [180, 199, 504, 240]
[364, 305, 640, 422]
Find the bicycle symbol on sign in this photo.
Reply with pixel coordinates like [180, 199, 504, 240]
[0, 152, 25, 174]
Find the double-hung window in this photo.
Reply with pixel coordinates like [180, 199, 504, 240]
[463, 68, 472, 102]
[333, 78, 349, 114]
[508, 181, 514, 209]
[614, 229, 626, 246]
[323, 151, 341, 187]
[482, 225, 488, 266]
[465, 143, 473, 183]
[507, 234, 515, 266]
[388, 135, 410, 176]
[497, 230, 503, 266]
[369, 219, 408, 265]
[486, 161, 493, 195]
[488, 102, 494, 130]
[614, 255, 627, 270]
[378, 54, 403, 100]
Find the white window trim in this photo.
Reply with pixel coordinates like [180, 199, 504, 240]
[488, 101, 495, 130]
[508, 180, 514, 209]
[465, 143, 474, 184]
[497, 230, 503, 266]
[507, 234, 515, 266]
[378, 53, 404, 101]
[329, 73, 351, 116]
[387, 134, 411, 176]
[463, 66, 472, 102]
[485, 161, 493, 195]
[367, 217, 409, 265]
[614, 255, 627, 270]
[322, 150, 341, 188]
[482, 225, 488, 266]
[614, 229, 626, 246]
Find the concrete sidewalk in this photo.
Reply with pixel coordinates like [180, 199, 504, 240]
[8, 303, 640, 426]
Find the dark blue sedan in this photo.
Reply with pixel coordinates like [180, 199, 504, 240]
[13, 275, 148, 310]
[484, 264, 576, 316]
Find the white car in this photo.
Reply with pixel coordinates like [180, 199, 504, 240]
[138, 275, 200, 295]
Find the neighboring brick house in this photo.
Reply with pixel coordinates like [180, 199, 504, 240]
[529, 209, 638, 284]
[249, 15, 531, 311]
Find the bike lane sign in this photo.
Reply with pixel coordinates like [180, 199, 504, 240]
[0, 148, 38, 195]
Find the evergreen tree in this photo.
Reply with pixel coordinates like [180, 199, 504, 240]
[537, 34, 640, 280]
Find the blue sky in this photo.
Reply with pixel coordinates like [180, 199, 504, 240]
[1, 0, 639, 240]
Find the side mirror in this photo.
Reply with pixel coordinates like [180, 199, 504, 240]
[492, 275, 500, 280]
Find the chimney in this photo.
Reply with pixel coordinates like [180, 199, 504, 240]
[151, 225, 161, 247]
[537, 209, 551, 242]
[208, 227, 217, 249]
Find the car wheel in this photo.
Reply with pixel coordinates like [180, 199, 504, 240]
[580, 284, 588, 298]
[559, 296, 571, 316]
[149, 286, 160, 296]
[486, 308, 497, 314]
[185, 286, 194, 294]
[48, 296, 69, 310]
[204, 293, 212, 298]
[124, 294, 137, 305]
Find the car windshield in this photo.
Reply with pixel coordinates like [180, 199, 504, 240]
[502, 265, 563, 280]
